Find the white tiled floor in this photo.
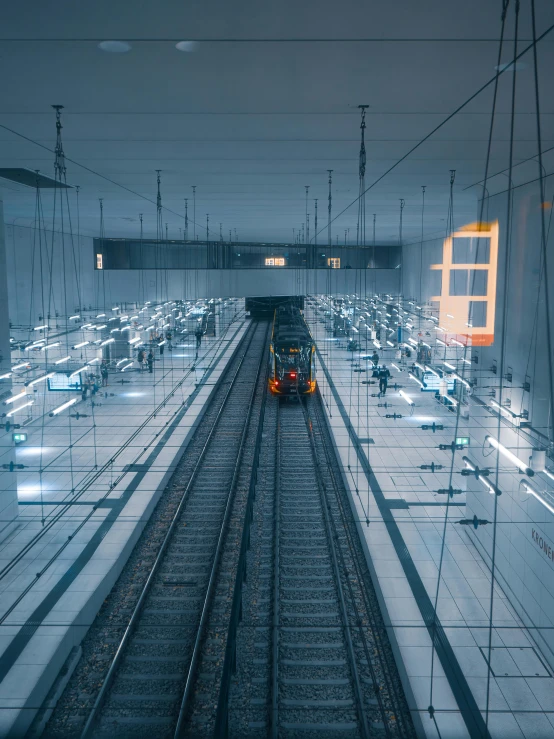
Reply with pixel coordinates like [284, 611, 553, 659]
[306, 301, 554, 739]
[0, 307, 248, 735]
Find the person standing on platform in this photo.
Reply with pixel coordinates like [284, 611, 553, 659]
[378, 364, 391, 396]
[81, 378, 89, 402]
[195, 326, 203, 358]
[101, 361, 109, 387]
[371, 350, 379, 368]
[147, 350, 154, 374]
[159, 340, 165, 357]
[137, 348, 145, 371]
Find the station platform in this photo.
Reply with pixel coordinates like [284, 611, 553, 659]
[305, 303, 554, 739]
[0, 312, 248, 736]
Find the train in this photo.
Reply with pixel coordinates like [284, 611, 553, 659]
[268, 301, 316, 395]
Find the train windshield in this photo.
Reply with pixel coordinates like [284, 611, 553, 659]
[275, 344, 311, 373]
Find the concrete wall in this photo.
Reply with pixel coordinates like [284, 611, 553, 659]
[5, 223, 400, 325]
[403, 175, 554, 669]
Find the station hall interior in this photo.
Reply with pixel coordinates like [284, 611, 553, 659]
[1, 1, 554, 738]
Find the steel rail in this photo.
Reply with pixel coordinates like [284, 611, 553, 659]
[269, 400, 281, 739]
[213, 330, 272, 737]
[173, 321, 271, 737]
[310, 392, 397, 737]
[79, 322, 258, 739]
[299, 394, 371, 739]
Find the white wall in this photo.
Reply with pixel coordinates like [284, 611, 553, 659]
[5, 223, 400, 325]
[403, 175, 554, 669]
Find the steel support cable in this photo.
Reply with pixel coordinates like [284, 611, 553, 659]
[174, 324, 269, 738]
[419, 186, 426, 314]
[522, 192, 554, 427]
[0, 122, 216, 238]
[299, 395, 371, 739]
[78, 322, 261, 739]
[0, 318, 244, 591]
[307, 18, 554, 244]
[429, 170, 467, 720]
[530, 0, 554, 447]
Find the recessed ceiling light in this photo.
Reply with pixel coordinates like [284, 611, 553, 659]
[175, 41, 198, 52]
[495, 62, 526, 72]
[98, 40, 132, 53]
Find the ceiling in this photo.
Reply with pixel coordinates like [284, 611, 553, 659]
[0, 0, 553, 244]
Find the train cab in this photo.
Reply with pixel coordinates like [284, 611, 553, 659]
[269, 304, 316, 395]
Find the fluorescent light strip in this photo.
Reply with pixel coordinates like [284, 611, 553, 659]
[489, 399, 520, 424]
[12, 363, 30, 371]
[399, 390, 414, 405]
[121, 362, 133, 372]
[373, 340, 381, 349]
[100, 338, 115, 346]
[116, 358, 130, 366]
[443, 361, 456, 370]
[425, 365, 440, 378]
[543, 468, 554, 482]
[50, 398, 78, 416]
[73, 341, 89, 349]
[0, 372, 12, 380]
[386, 340, 394, 347]
[69, 315, 80, 320]
[451, 339, 465, 347]
[6, 400, 34, 417]
[33, 324, 48, 331]
[436, 338, 447, 346]
[129, 337, 141, 345]
[409, 373, 424, 388]
[391, 363, 401, 372]
[4, 390, 27, 405]
[96, 324, 107, 330]
[96, 314, 106, 318]
[55, 356, 71, 364]
[70, 365, 89, 378]
[485, 435, 534, 476]
[414, 362, 425, 371]
[521, 480, 554, 515]
[41, 342, 61, 351]
[27, 372, 55, 386]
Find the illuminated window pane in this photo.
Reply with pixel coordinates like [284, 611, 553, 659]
[327, 257, 340, 269]
[265, 257, 274, 265]
[265, 257, 285, 266]
[96, 253, 103, 269]
[449, 269, 488, 296]
[468, 301, 487, 328]
[452, 236, 490, 264]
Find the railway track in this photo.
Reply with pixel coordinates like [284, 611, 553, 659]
[221, 393, 416, 738]
[43, 324, 415, 738]
[43, 320, 270, 738]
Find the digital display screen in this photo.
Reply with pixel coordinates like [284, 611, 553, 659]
[47, 372, 83, 392]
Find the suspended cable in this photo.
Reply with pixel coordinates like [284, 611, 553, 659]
[307, 18, 554, 242]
